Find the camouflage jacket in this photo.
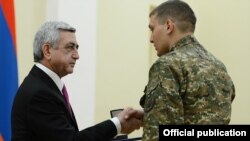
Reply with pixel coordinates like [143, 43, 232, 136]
[140, 35, 235, 141]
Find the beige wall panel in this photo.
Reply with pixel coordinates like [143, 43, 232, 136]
[15, 0, 46, 83]
[96, 1, 250, 138]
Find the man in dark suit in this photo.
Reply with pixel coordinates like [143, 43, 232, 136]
[11, 21, 143, 141]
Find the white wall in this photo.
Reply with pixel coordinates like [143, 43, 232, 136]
[46, 0, 97, 129]
[15, 0, 97, 129]
[15, 0, 250, 138]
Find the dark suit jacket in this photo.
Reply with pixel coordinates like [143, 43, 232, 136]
[11, 65, 117, 141]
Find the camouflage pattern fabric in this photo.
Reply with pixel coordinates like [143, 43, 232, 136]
[140, 35, 235, 141]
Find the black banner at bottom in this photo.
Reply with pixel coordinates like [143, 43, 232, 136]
[159, 125, 249, 140]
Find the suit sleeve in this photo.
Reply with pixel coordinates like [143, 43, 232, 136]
[27, 90, 117, 141]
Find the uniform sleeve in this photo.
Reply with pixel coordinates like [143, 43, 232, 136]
[142, 62, 184, 140]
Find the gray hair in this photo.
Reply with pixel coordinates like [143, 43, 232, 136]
[33, 21, 76, 62]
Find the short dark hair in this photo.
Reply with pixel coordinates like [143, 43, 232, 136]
[150, 0, 196, 33]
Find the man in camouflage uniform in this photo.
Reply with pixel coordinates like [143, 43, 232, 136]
[139, 0, 235, 140]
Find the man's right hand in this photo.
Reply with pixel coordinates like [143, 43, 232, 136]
[117, 107, 144, 134]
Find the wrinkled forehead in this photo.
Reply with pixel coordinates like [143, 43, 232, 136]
[58, 31, 78, 44]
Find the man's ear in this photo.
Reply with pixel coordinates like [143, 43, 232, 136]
[165, 19, 175, 34]
[42, 44, 52, 60]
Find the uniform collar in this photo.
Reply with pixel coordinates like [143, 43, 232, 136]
[170, 34, 198, 52]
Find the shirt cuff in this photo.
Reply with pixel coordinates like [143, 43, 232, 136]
[110, 117, 121, 134]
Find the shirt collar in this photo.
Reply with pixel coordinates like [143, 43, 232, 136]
[35, 63, 64, 92]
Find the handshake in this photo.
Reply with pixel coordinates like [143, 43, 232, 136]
[116, 107, 144, 134]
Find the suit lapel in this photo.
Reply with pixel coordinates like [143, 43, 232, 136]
[30, 65, 79, 129]
[70, 109, 79, 131]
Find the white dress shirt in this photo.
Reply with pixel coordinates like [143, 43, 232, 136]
[35, 63, 121, 134]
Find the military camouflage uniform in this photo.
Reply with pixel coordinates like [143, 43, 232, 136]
[140, 35, 235, 141]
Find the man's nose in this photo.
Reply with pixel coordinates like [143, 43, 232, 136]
[73, 50, 79, 60]
[150, 34, 154, 43]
